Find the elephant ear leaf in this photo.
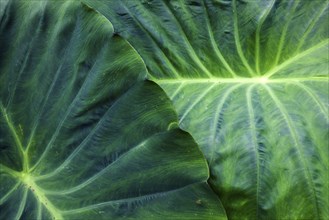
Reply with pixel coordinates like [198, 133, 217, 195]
[83, 0, 329, 219]
[0, 1, 227, 219]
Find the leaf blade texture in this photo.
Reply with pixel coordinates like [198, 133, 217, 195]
[0, 1, 227, 219]
[84, 0, 329, 219]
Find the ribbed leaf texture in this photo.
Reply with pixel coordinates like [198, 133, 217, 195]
[84, 0, 329, 219]
[0, 1, 226, 219]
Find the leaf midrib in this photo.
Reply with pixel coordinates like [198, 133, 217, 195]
[151, 39, 329, 82]
[0, 164, 63, 219]
[155, 76, 328, 84]
[22, 174, 63, 219]
[0, 104, 28, 172]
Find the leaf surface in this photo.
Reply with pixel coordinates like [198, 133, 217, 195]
[84, 0, 329, 219]
[0, 1, 226, 219]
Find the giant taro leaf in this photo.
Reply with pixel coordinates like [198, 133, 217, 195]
[0, 1, 227, 219]
[84, 0, 329, 219]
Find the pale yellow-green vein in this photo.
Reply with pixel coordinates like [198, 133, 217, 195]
[232, 0, 255, 77]
[273, 0, 299, 67]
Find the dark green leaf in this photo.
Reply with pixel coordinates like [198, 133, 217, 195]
[0, 1, 226, 219]
[84, 0, 329, 219]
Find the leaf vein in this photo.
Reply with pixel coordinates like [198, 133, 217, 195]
[121, 3, 182, 79]
[61, 182, 200, 214]
[296, 2, 329, 53]
[273, 0, 299, 67]
[26, 11, 82, 153]
[264, 85, 320, 218]
[293, 82, 329, 121]
[34, 83, 143, 180]
[201, 0, 237, 77]
[232, 0, 255, 76]
[246, 85, 260, 219]
[179, 84, 216, 123]
[29, 45, 107, 172]
[209, 84, 243, 165]
[13, 188, 28, 220]
[264, 39, 329, 78]
[255, 0, 275, 74]
[0, 182, 21, 205]
[161, 1, 213, 77]
[44, 140, 148, 195]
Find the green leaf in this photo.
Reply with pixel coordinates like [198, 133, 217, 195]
[0, 1, 227, 219]
[84, 0, 329, 219]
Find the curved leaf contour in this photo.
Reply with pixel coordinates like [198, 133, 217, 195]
[0, 1, 227, 219]
[83, 0, 329, 219]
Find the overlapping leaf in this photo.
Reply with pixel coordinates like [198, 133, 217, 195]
[0, 1, 226, 219]
[84, 0, 329, 219]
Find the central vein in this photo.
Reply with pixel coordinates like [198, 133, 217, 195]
[20, 173, 63, 219]
[0, 104, 28, 172]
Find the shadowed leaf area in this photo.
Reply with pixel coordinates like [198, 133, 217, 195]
[0, 1, 227, 219]
[83, 0, 329, 219]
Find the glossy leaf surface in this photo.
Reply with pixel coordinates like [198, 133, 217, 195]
[0, 1, 226, 219]
[84, 0, 329, 219]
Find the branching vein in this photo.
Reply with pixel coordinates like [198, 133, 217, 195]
[264, 85, 320, 218]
